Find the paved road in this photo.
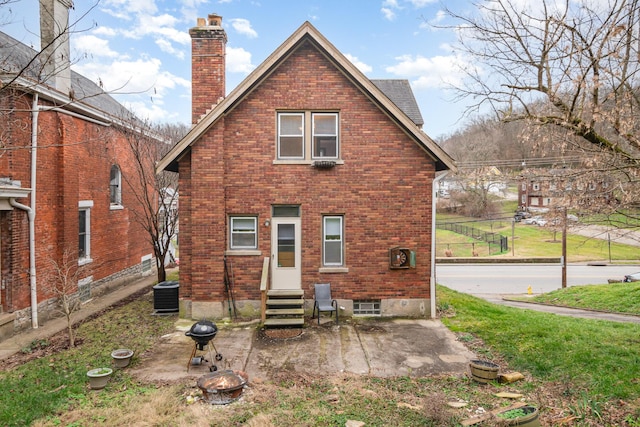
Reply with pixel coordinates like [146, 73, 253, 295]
[436, 263, 638, 295]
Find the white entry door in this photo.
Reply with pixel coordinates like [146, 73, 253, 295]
[271, 217, 301, 290]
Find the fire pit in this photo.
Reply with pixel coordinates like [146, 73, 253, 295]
[197, 370, 247, 405]
[185, 319, 223, 372]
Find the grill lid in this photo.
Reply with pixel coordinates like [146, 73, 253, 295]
[186, 319, 218, 338]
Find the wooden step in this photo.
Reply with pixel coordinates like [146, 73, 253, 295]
[267, 289, 304, 297]
[264, 317, 305, 327]
[266, 298, 304, 306]
[265, 308, 304, 316]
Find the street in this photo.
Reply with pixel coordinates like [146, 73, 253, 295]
[435, 263, 640, 295]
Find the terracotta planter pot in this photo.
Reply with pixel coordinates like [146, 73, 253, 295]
[111, 349, 134, 368]
[87, 368, 113, 390]
[469, 359, 499, 383]
[496, 405, 541, 426]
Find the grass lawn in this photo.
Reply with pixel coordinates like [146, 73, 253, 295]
[1, 279, 639, 426]
[436, 215, 640, 262]
[517, 282, 640, 316]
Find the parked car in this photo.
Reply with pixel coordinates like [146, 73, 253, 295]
[624, 272, 640, 282]
[523, 216, 546, 226]
[514, 211, 532, 222]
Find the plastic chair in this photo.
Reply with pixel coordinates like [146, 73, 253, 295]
[312, 283, 338, 325]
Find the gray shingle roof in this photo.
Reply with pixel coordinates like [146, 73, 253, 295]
[371, 79, 424, 127]
[0, 31, 135, 121]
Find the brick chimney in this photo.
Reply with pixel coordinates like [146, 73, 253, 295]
[40, 0, 73, 96]
[189, 14, 227, 124]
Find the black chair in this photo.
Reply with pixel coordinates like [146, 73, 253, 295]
[312, 283, 338, 325]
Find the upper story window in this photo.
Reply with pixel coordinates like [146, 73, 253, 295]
[277, 111, 339, 162]
[312, 113, 338, 159]
[110, 165, 122, 206]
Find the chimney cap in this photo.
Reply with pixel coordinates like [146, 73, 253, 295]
[207, 14, 222, 27]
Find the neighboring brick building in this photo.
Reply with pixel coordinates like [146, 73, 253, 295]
[158, 16, 455, 321]
[0, 0, 155, 337]
[518, 169, 614, 211]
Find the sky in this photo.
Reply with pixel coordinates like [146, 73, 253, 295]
[2, 0, 478, 140]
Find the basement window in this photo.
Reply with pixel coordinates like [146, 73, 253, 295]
[353, 300, 381, 316]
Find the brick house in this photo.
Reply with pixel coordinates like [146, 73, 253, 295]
[518, 169, 614, 211]
[157, 16, 455, 322]
[0, 0, 155, 337]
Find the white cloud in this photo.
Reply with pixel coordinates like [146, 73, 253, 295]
[381, 7, 396, 21]
[93, 27, 118, 37]
[344, 54, 373, 74]
[73, 57, 190, 102]
[100, 0, 158, 16]
[155, 38, 185, 59]
[407, 0, 437, 7]
[73, 35, 120, 58]
[229, 18, 258, 38]
[386, 54, 471, 89]
[226, 46, 255, 74]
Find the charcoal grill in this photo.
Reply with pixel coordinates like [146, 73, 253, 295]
[185, 319, 223, 372]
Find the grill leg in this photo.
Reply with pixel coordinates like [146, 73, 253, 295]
[187, 343, 198, 372]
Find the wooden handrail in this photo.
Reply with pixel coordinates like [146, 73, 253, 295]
[260, 257, 270, 322]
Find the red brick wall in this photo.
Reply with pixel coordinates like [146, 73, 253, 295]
[190, 26, 226, 124]
[1, 91, 152, 314]
[184, 43, 435, 306]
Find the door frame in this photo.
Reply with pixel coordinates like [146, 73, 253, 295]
[270, 217, 302, 290]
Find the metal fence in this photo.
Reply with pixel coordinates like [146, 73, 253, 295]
[437, 222, 509, 253]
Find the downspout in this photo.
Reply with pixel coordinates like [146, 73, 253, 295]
[10, 94, 40, 328]
[430, 170, 449, 319]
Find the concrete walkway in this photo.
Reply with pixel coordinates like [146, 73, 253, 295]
[480, 294, 640, 324]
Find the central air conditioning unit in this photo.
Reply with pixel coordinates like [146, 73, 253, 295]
[153, 280, 179, 313]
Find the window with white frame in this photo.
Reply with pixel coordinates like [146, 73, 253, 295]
[110, 165, 122, 206]
[78, 200, 93, 264]
[230, 217, 257, 249]
[323, 215, 343, 266]
[277, 111, 339, 161]
[312, 113, 338, 159]
[278, 113, 304, 159]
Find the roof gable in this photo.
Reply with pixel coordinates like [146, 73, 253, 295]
[158, 21, 455, 173]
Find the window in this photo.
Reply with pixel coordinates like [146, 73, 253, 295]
[312, 113, 338, 159]
[277, 111, 339, 161]
[230, 217, 257, 249]
[278, 113, 304, 159]
[323, 215, 343, 266]
[79, 200, 93, 264]
[354, 300, 381, 316]
[110, 165, 122, 206]
[532, 182, 540, 191]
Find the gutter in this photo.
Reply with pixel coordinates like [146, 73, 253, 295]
[430, 170, 449, 319]
[8, 95, 40, 328]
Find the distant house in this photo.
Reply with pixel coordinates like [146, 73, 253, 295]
[157, 16, 455, 322]
[0, 0, 156, 338]
[518, 169, 613, 211]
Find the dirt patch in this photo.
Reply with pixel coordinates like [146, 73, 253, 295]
[261, 328, 303, 340]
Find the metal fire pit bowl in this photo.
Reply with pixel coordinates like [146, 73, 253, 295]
[197, 370, 247, 405]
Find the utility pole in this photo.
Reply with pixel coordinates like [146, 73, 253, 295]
[562, 207, 567, 288]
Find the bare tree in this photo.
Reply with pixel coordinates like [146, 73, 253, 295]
[441, 0, 640, 215]
[118, 120, 186, 283]
[43, 250, 87, 348]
